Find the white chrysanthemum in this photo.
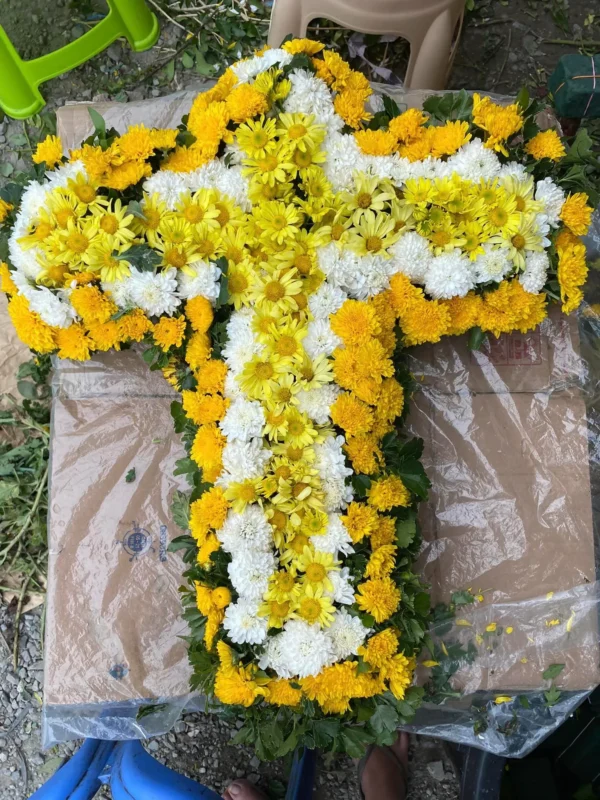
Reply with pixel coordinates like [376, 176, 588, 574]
[224, 370, 244, 400]
[405, 157, 440, 181]
[362, 153, 412, 186]
[214, 164, 251, 212]
[326, 609, 370, 660]
[125, 267, 180, 316]
[322, 131, 368, 192]
[258, 634, 293, 678]
[472, 243, 513, 284]
[321, 475, 354, 513]
[222, 311, 262, 374]
[223, 599, 268, 645]
[272, 620, 336, 679]
[311, 513, 354, 556]
[498, 161, 528, 181]
[27, 287, 75, 328]
[217, 438, 272, 486]
[284, 70, 340, 128]
[177, 260, 221, 302]
[142, 170, 187, 210]
[232, 48, 292, 83]
[535, 177, 565, 228]
[45, 160, 85, 190]
[519, 250, 549, 294]
[17, 181, 48, 227]
[425, 250, 475, 299]
[296, 384, 341, 425]
[308, 282, 348, 320]
[217, 505, 273, 555]
[223, 142, 245, 166]
[8, 235, 43, 280]
[227, 550, 276, 601]
[101, 279, 131, 309]
[534, 213, 551, 249]
[303, 319, 341, 359]
[220, 397, 265, 442]
[446, 139, 501, 182]
[326, 567, 355, 605]
[389, 231, 433, 284]
[316, 243, 365, 297]
[352, 253, 398, 300]
[315, 435, 353, 483]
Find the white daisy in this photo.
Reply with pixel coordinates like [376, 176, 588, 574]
[326, 609, 370, 660]
[125, 267, 180, 316]
[223, 599, 268, 645]
[220, 397, 265, 442]
[425, 250, 475, 299]
[227, 550, 276, 601]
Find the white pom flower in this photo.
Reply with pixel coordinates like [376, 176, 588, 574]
[425, 251, 475, 299]
[303, 319, 341, 359]
[222, 311, 262, 374]
[389, 231, 434, 284]
[273, 620, 336, 678]
[177, 260, 221, 302]
[220, 397, 265, 442]
[217, 438, 272, 486]
[232, 49, 292, 83]
[17, 181, 48, 227]
[498, 162, 528, 180]
[535, 177, 566, 228]
[45, 160, 86, 190]
[327, 609, 370, 660]
[311, 513, 354, 556]
[296, 384, 341, 425]
[28, 287, 75, 328]
[284, 70, 339, 128]
[101, 279, 131, 309]
[308, 282, 348, 320]
[326, 567, 356, 605]
[315, 435, 353, 483]
[227, 550, 276, 601]
[446, 140, 501, 182]
[259, 635, 294, 678]
[8, 236, 43, 280]
[519, 251, 549, 294]
[472, 243, 513, 284]
[351, 254, 397, 300]
[224, 371, 244, 400]
[321, 475, 354, 513]
[217, 505, 273, 555]
[142, 171, 187, 209]
[223, 599, 268, 645]
[125, 267, 180, 316]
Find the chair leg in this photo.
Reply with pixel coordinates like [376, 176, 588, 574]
[405, 9, 456, 90]
[267, 0, 306, 48]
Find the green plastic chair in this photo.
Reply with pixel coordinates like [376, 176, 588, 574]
[0, 0, 160, 119]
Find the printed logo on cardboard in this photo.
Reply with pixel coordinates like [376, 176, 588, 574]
[117, 521, 169, 562]
[477, 330, 543, 367]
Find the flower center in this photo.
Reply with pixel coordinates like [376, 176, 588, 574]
[293, 481, 310, 499]
[271, 214, 288, 231]
[275, 465, 291, 480]
[251, 130, 269, 147]
[393, 219, 406, 232]
[276, 386, 293, 402]
[238, 483, 256, 502]
[165, 247, 188, 268]
[295, 293, 308, 310]
[255, 361, 274, 380]
[229, 273, 248, 294]
[512, 233, 526, 250]
[144, 208, 161, 229]
[515, 196, 526, 212]
[294, 254, 312, 274]
[291, 534, 309, 553]
[288, 419, 305, 436]
[184, 206, 205, 223]
[305, 563, 326, 583]
[366, 235, 383, 252]
[35, 222, 53, 241]
[276, 335, 297, 356]
[301, 365, 314, 382]
[270, 510, 287, 530]
[259, 155, 279, 172]
[55, 208, 74, 228]
[288, 123, 307, 140]
[357, 192, 372, 209]
[294, 150, 312, 168]
[265, 280, 285, 301]
[287, 446, 303, 461]
[430, 230, 451, 247]
[331, 223, 344, 241]
[100, 214, 119, 234]
[277, 572, 295, 591]
[196, 239, 216, 257]
[271, 600, 290, 618]
[300, 598, 321, 622]
[67, 232, 89, 253]
[74, 184, 96, 204]
[489, 207, 508, 227]
[216, 204, 230, 226]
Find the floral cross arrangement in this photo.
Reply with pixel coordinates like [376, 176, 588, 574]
[0, 38, 595, 759]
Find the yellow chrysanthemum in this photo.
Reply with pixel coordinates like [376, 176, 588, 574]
[190, 423, 226, 476]
[267, 679, 303, 707]
[7, 294, 57, 353]
[440, 293, 484, 336]
[163, 145, 212, 174]
[330, 393, 374, 436]
[301, 661, 384, 714]
[87, 320, 121, 351]
[367, 475, 411, 511]
[117, 309, 153, 342]
[32, 135, 63, 169]
[226, 84, 269, 124]
[558, 241, 588, 314]
[0, 262, 16, 294]
[354, 129, 398, 156]
[388, 273, 425, 316]
[358, 629, 399, 669]
[376, 378, 405, 423]
[365, 544, 397, 579]
[214, 643, 268, 707]
[479, 279, 547, 337]
[182, 390, 228, 425]
[55, 323, 93, 361]
[472, 94, 523, 156]
[282, 38, 325, 55]
[190, 486, 229, 542]
[356, 577, 401, 623]
[388, 108, 428, 144]
[344, 433, 382, 475]
[330, 299, 381, 345]
[560, 192, 592, 236]
[398, 297, 451, 346]
[152, 315, 187, 351]
[332, 340, 394, 404]
[195, 359, 228, 395]
[0, 198, 13, 224]
[186, 331, 212, 370]
[183, 296, 213, 334]
[381, 652, 414, 700]
[429, 120, 471, 157]
[70, 285, 117, 326]
[370, 515, 397, 549]
[198, 532, 221, 565]
[525, 129, 566, 161]
[342, 502, 380, 544]
[334, 90, 372, 129]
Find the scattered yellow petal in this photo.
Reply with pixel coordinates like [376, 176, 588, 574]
[527, 636, 535, 644]
[506, 627, 514, 634]
[475, 634, 484, 645]
[520, 658, 528, 664]
[566, 612, 575, 633]
[494, 696, 513, 705]
[486, 623, 497, 633]
[422, 660, 440, 668]
[441, 642, 449, 657]
[475, 595, 484, 603]
[546, 619, 561, 627]
[546, 592, 554, 600]
[456, 619, 472, 627]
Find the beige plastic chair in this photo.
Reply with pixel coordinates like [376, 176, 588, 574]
[268, 0, 464, 90]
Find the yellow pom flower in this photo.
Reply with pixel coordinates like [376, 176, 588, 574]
[472, 94, 523, 156]
[558, 241, 588, 314]
[388, 109, 428, 144]
[358, 629, 399, 668]
[186, 331, 212, 370]
[398, 297, 451, 346]
[381, 652, 414, 700]
[365, 544, 397, 579]
[163, 145, 212, 174]
[195, 359, 228, 395]
[370, 515, 397, 549]
[282, 38, 325, 55]
[0, 262, 17, 294]
[479, 280, 547, 337]
[342, 502, 380, 544]
[344, 433, 382, 475]
[190, 423, 226, 475]
[301, 661, 384, 714]
[429, 120, 471, 157]
[389, 273, 424, 316]
[32, 135, 63, 169]
[212, 586, 232, 610]
[0, 198, 13, 224]
[226, 84, 269, 123]
[355, 577, 401, 623]
[55, 323, 93, 361]
[198, 532, 221, 565]
[204, 611, 221, 651]
[267, 679, 302, 707]
[190, 486, 229, 542]
[214, 660, 268, 707]
[7, 294, 57, 353]
[117, 309, 153, 342]
[440, 293, 483, 336]
[560, 192, 592, 236]
[182, 390, 228, 425]
[330, 299, 381, 345]
[87, 320, 121, 351]
[376, 378, 405, 423]
[330, 393, 374, 436]
[354, 129, 398, 156]
[334, 90, 372, 129]
[70, 285, 117, 326]
[367, 475, 411, 511]
[153, 315, 187, 351]
[332, 340, 394, 404]
[525, 129, 566, 161]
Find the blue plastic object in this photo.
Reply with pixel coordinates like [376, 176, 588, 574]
[28, 739, 116, 800]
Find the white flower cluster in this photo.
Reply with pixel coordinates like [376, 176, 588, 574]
[143, 159, 251, 212]
[231, 48, 293, 84]
[314, 434, 354, 512]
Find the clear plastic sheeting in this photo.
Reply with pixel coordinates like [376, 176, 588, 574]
[404, 303, 600, 757]
[42, 350, 197, 747]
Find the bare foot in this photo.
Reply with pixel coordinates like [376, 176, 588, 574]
[222, 778, 268, 800]
[360, 733, 409, 800]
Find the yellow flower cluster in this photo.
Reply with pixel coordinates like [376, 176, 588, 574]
[0, 198, 12, 224]
[313, 50, 373, 130]
[356, 114, 471, 160]
[472, 94, 524, 156]
[32, 135, 64, 169]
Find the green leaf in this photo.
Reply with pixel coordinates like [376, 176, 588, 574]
[127, 201, 147, 221]
[174, 457, 197, 476]
[341, 727, 373, 758]
[17, 380, 38, 400]
[369, 704, 399, 736]
[88, 108, 107, 139]
[195, 50, 213, 76]
[395, 517, 417, 548]
[518, 695, 531, 709]
[451, 590, 475, 607]
[0, 163, 14, 178]
[164, 60, 175, 82]
[382, 93, 401, 120]
[170, 400, 188, 434]
[181, 51, 195, 69]
[136, 702, 168, 721]
[171, 490, 190, 531]
[119, 244, 161, 272]
[542, 663, 565, 681]
[516, 87, 530, 112]
[356, 658, 371, 674]
[544, 686, 562, 707]
[414, 592, 431, 616]
[467, 326, 486, 351]
[125, 468, 136, 483]
[394, 459, 430, 500]
[168, 534, 194, 553]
